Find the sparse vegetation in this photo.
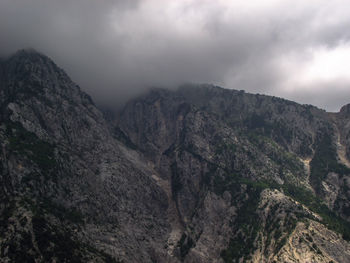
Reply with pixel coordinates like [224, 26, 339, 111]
[6, 121, 57, 176]
[219, 176, 266, 262]
[214, 170, 350, 263]
[171, 162, 182, 199]
[113, 126, 138, 150]
[177, 233, 195, 260]
[310, 133, 350, 194]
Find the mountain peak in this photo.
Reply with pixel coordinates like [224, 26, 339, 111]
[5, 48, 57, 79]
[340, 103, 350, 115]
[7, 48, 52, 65]
[13, 48, 44, 56]
[2, 48, 80, 100]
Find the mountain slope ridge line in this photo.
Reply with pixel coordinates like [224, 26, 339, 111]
[0, 49, 350, 263]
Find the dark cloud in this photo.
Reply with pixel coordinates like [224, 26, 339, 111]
[0, 0, 349, 111]
[284, 80, 350, 112]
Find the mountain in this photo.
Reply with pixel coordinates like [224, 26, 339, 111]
[0, 50, 350, 262]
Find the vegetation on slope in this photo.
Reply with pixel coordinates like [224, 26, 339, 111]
[310, 133, 350, 194]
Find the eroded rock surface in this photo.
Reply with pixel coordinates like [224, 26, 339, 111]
[1, 50, 350, 262]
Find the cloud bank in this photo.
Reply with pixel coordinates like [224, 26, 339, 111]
[1, 0, 350, 111]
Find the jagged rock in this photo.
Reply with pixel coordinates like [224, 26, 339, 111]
[0, 50, 350, 263]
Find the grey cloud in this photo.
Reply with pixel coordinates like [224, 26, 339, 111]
[284, 80, 350, 112]
[0, 0, 349, 111]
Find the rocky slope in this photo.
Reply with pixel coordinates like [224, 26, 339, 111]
[0, 50, 170, 262]
[0, 50, 350, 262]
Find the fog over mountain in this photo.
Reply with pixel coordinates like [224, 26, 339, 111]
[1, 0, 350, 110]
[1, 50, 350, 262]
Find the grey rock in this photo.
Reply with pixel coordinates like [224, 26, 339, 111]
[0, 50, 350, 263]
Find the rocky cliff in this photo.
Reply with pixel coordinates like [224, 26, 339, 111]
[0, 50, 349, 262]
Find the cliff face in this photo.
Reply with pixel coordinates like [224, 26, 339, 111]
[0, 50, 350, 263]
[0, 50, 170, 262]
[117, 85, 350, 262]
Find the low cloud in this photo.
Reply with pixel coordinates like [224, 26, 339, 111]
[1, 0, 349, 111]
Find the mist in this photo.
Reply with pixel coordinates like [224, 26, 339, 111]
[1, 0, 350, 111]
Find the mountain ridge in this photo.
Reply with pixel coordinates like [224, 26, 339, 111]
[0, 49, 350, 262]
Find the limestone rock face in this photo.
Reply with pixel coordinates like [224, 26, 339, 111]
[0, 50, 169, 262]
[0, 50, 350, 262]
[273, 220, 350, 263]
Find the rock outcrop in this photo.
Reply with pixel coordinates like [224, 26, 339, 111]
[0, 50, 350, 262]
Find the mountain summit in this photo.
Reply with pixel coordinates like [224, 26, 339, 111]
[1, 50, 350, 262]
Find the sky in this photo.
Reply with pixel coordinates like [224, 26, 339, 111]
[1, 0, 350, 111]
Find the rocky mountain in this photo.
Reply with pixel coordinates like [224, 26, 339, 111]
[0, 50, 350, 262]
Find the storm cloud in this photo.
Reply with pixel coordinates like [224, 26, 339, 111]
[1, 0, 350, 111]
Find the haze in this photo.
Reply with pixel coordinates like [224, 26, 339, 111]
[1, 0, 350, 111]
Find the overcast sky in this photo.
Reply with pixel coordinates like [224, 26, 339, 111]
[1, 0, 350, 111]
